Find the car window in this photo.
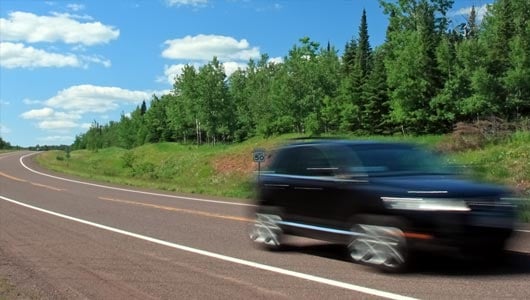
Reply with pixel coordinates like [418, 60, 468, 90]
[270, 145, 333, 176]
[350, 145, 451, 175]
[297, 146, 333, 176]
[270, 147, 299, 174]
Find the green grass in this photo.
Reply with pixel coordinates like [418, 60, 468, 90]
[36, 133, 529, 221]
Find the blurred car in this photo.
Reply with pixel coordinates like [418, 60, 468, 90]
[249, 139, 517, 272]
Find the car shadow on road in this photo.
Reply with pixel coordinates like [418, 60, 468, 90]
[276, 242, 530, 276]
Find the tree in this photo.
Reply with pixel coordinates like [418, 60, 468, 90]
[196, 57, 235, 143]
[381, 0, 451, 133]
[0, 137, 12, 149]
[362, 48, 390, 133]
[144, 95, 172, 143]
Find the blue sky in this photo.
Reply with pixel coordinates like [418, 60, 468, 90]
[0, 0, 491, 147]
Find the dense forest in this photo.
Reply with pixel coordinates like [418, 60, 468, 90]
[0, 137, 13, 149]
[72, 0, 530, 150]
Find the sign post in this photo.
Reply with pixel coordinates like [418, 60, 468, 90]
[252, 148, 266, 182]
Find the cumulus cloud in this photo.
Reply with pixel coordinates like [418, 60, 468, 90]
[0, 42, 111, 69]
[162, 34, 260, 61]
[21, 108, 81, 130]
[45, 84, 153, 114]
[166, 0, 208, 7]
[222, 61, 247, 77]
[0, 42, 80, 68]
[19, 85, 169, 132]
[160, 34, 262, 85]
[21, 107, 55, 119]
[0, 11, 119, 45]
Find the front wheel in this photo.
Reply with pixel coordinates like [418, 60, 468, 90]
[249, 213, 284, 250]
[348, 218, 408, 273]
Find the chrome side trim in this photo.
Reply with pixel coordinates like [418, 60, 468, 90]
[278, 221, 358, 236]
[263, 173, 368, 183]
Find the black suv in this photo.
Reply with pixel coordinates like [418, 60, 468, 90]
[249, 140, 517, 272]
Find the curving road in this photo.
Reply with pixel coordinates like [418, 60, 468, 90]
[1, 151, 530, 299]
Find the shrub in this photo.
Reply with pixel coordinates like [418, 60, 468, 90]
[437, 117, 514, 153]
[121, 151, 136, 168]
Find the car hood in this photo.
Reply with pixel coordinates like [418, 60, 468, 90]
[369, 175, 508, 199]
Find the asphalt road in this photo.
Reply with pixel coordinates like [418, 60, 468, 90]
[1, 151, 529, 299]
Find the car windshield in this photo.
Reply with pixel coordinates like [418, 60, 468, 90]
[347, 145, 452, 176]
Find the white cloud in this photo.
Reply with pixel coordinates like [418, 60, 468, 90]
[21, 108, 81, 131]
[67, 4, 85, 11]
[0, 11, 119, 45]
[451, 4, 489, 23]
[38, 120, 79, 130]
[0, 42, 110, 69]
[222, 61, 247, 77]
[80, 55, 111, 67]
[268, 56, 284, 64]
[162, 34, 260, 61]
[166, 0, 208, 7]
[19, 85, 169, 133]
[160, 34, 261, 85]
[0, 42, 80, 68]
[21, 107, 55, 119]
[45, 84, 153, 114]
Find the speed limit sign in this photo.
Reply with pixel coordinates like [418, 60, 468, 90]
[253, 148, 266, 162]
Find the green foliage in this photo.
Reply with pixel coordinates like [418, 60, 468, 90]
[0, 137, 13, 149]
[70, 0, 530, 149]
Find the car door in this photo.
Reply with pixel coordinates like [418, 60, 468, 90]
[285, 145, 340, 226]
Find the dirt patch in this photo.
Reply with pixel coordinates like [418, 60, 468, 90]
[213, 152, 259, 175]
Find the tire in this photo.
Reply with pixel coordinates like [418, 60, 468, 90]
[347, 215, 409, 273]
[249, 213, 284, 251]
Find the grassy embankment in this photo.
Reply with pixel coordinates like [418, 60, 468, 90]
[36, 133, 530, 221]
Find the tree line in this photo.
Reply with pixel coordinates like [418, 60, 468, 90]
[72, 0, 530, 151]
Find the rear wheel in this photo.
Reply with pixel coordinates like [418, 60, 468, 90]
[348, 216, 409, 273]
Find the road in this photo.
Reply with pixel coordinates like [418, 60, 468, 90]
[1, 151, 529, 299]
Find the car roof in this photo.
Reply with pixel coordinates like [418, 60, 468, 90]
[283, 139, 412, 148]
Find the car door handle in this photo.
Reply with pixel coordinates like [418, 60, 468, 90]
[294, 187, 324, 191]
[264, 184, 290, 189]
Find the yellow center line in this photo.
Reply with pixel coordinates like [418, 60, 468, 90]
[0, 171, 65, 191]
[98, 196, 253, 223]
[0, 171, 28, 183]
[30, 182, 65, 192]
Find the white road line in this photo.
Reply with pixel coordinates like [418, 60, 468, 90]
[19, 152, 254, 207]
[0, 194, 417, 300]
